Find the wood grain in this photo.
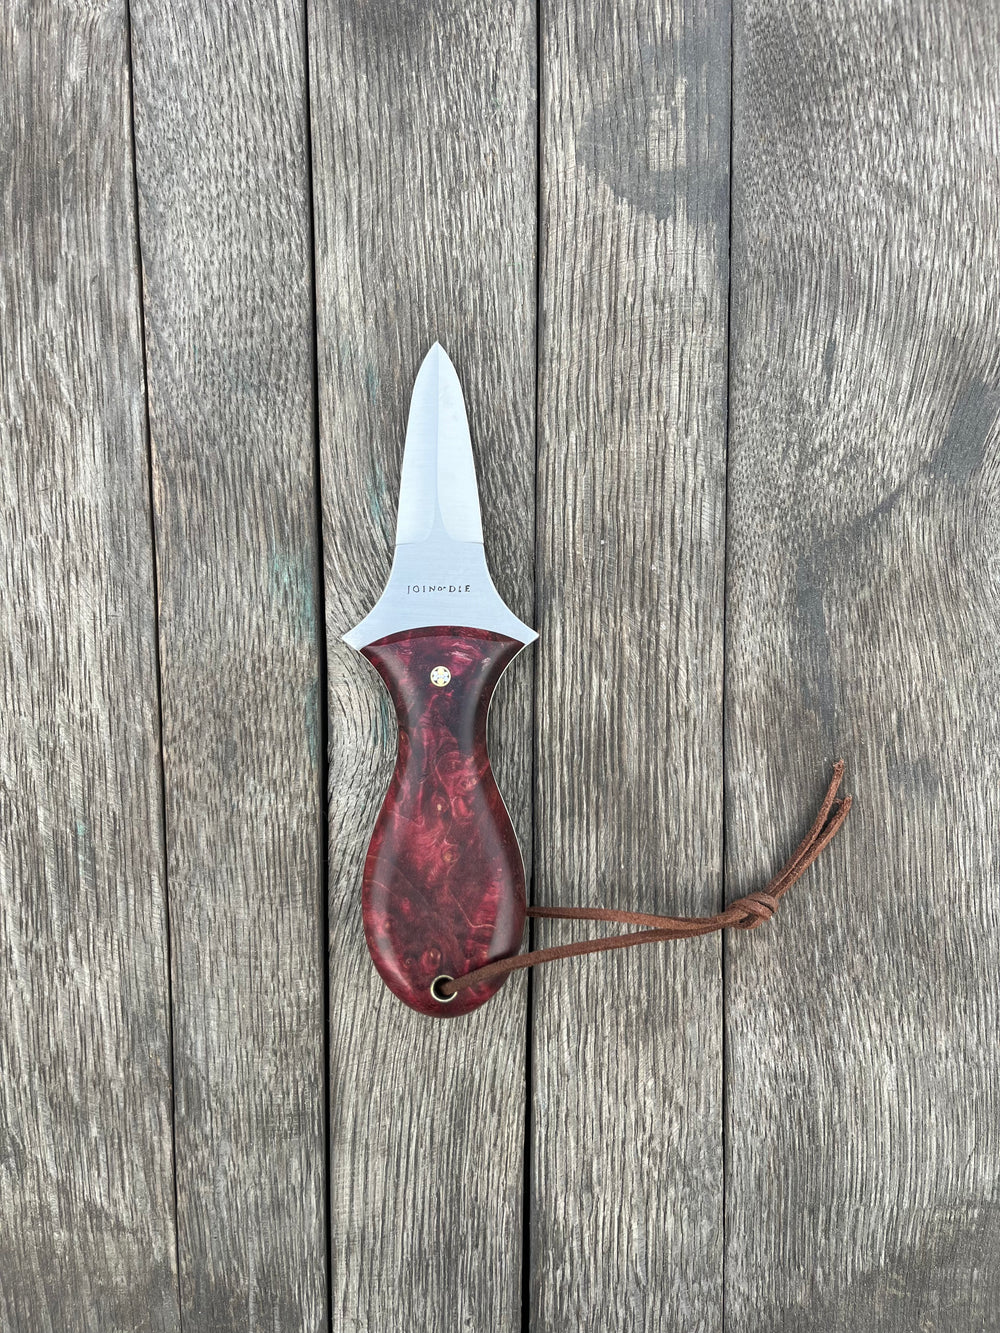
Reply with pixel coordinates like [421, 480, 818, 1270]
[309, 1, 537, 1327]
[130, 3, 325, 1328]
[0, 2, 179, 1329]
[532, 1, 731, 1328]
[726, 2, 1000, 1327]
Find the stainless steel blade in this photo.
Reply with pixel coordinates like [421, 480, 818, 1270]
[396, 341, 483, 544]
[342, 343, 536, 650]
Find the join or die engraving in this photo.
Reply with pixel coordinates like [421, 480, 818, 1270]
[406, 583, 472, 594]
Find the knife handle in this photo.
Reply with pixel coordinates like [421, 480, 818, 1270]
[360, 625, 527, 1016]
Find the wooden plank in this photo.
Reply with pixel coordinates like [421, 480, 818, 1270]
[0, 3, 179, 1330]
[726, 3, 1000, 1327]
[309, 2, 537, 1327]
[532, 1, 731, 1327]
[129, 4, 325, 1328]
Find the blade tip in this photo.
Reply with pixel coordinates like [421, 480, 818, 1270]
[423, 339, 455, 370]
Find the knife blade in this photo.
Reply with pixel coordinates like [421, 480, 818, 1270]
[343, 343, 537, 1017]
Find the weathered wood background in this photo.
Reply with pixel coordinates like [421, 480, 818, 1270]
[2, 1, 997, 1330]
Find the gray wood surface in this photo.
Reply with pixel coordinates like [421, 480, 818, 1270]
[531, 2, 731, 1328]
[308, 2, 537, 1329]
[726, 2, 1000, 1328]
[4, 1, 1000, 1330]
[0, 2, 179, 1330]
[130, 2, 326, 1328]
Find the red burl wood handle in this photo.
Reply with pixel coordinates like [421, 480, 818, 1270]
[360, 625, 528, 1016]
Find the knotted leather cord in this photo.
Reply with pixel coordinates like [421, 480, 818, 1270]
[438, 761, 852, 999]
